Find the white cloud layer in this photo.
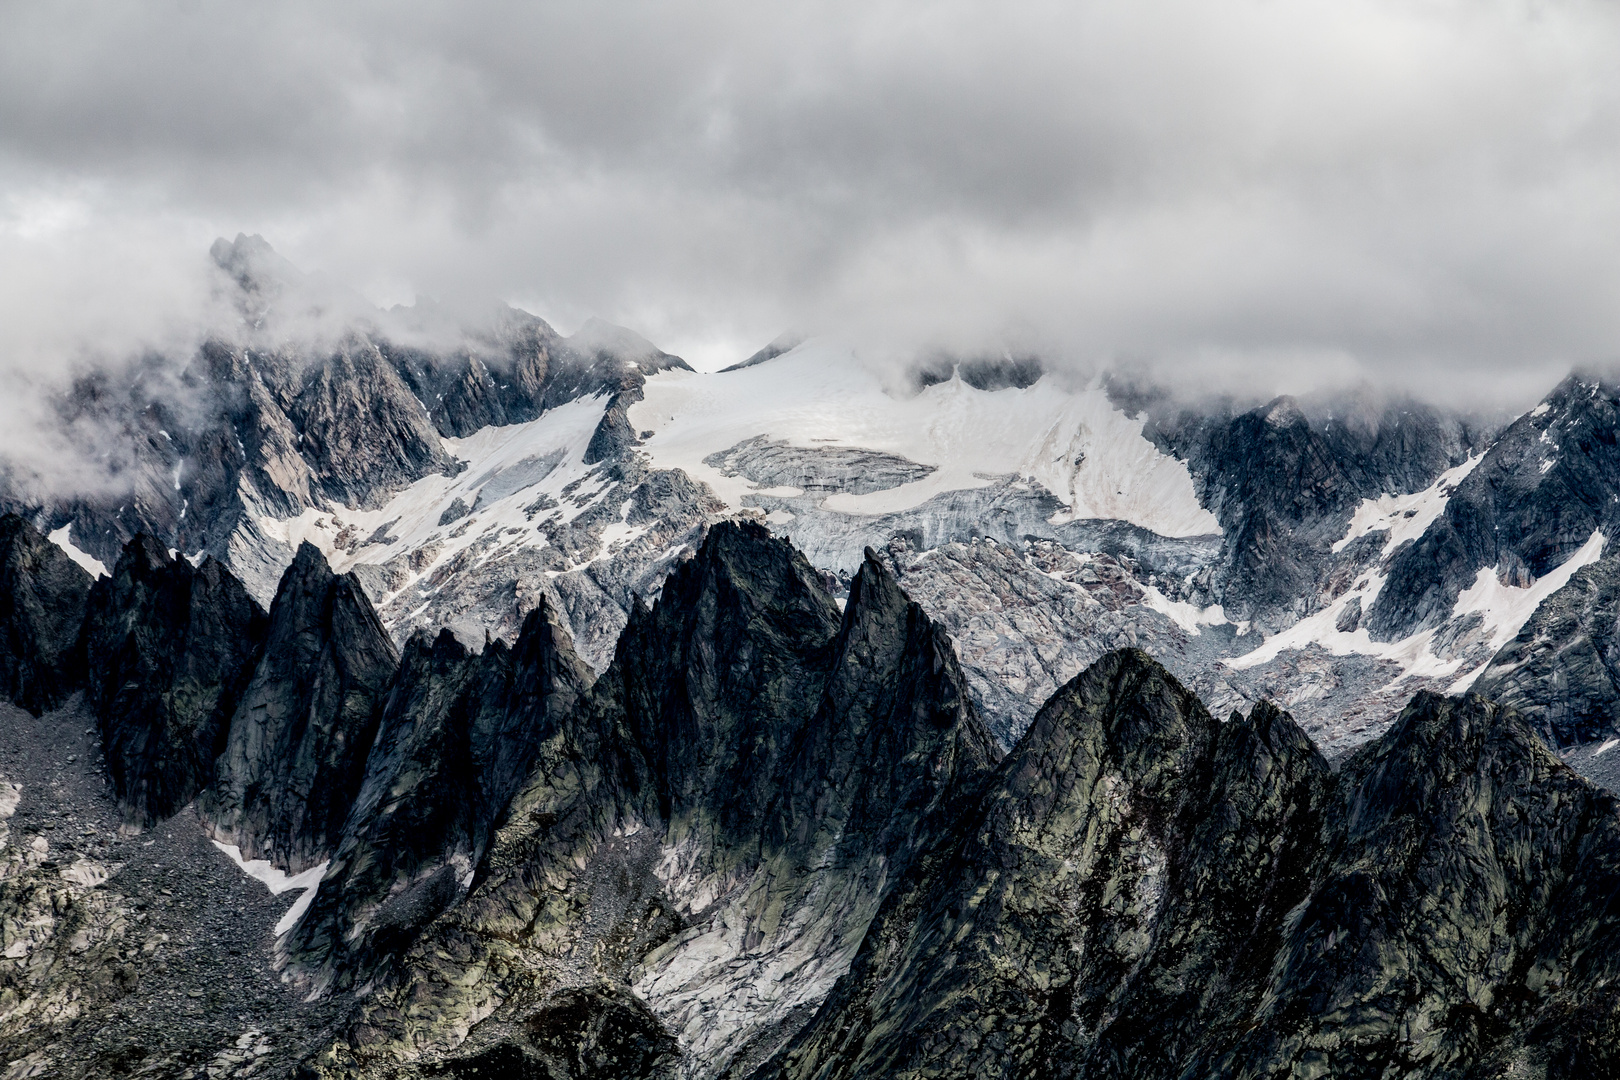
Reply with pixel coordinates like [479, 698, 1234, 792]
[1, 0, 1618, 403]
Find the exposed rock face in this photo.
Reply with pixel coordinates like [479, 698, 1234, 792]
[753, 473, 1219, 582]
[10, 240, 695, 613]
[0, 514, 92, 715]
[762, 657, 1620, 1080]
[308, 521, 998, 1078]
[879, 535, 1201, 746]
[204, 542, 399, 871]
[0, 700, 352, 1080]
[1472, 551, 1620, 749]
[1370, 374, 1620, 640]
[7, 503, 1620, 1079]
[911, 351, 1045, 392]
[703, 436, 937, 495]
[385, 306, 557, 439]
[283, 339, 464, 510]
[81, 535, 267, 824]
[1134, 390, 1483, 630]
[720, 332, 806, 373]
[376, 451, 725, 673]
[286, 597, 592, 989]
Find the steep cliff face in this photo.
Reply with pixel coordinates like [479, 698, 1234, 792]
[204, 542, 399, 870]
[286, 597, 593, 988]
[761, 661, 1620, 1080]
[1134, 391, 1483, 629]
[16, 239, 695, 613]
[308, 521, 998, 1079]
[82, 535, 267, 824]
[0, 514, 92, 715]
[1229, 690, 1620, 1079]
[1369, 374, 1620, 641]
[757, 650, 1321, 1079]
[284, 339, 465, 511]
[385, 305, 559, 439]
[1471, 551, 1620, 749]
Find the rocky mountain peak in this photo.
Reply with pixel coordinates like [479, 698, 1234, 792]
[203, 541, 399, 870]
[763, 655, 1620, 1079]
[210, 232, 303, 293]
[605, 519, 844, 823]
[282, 590, 592, 988]
[1366, 373, 1620, 642]
[1469, 550, 1620, 756]
[317, 521, 998, 1076]
[1262, 393, 1307, 427]
[566, 317, 686, 370]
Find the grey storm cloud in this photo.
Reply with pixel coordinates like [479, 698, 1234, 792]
[1, 0, 1618, 406]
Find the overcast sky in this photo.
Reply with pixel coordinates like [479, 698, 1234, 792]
[2, 0, 1618, 405]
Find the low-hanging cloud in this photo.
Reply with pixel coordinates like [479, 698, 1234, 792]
[2, 0, 1618, 414]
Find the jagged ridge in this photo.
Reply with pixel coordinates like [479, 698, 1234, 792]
[763, 657, 1620, 1080]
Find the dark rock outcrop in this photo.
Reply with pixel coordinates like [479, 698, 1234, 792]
[385, 304, 559, 439]
[204, 542, 399, 870]
[760, 657, 1620, 1080]
[82, 535, 267, 824]
[912, 351, 1045, 392]
[286, 339, 464, 510]
[1136, 392, 1483, 628]
[286, 597, 592, 985]
[702, 436, 937, 496]
[7, 239, 694, 607]
[0, 513, 92, 714]
[310, 521, 998, 1077]
[720, 332, 806, 373]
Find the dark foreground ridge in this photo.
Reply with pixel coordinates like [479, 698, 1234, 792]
[763, 659, 1620, 1080]
[3, 512, 1620, 1078]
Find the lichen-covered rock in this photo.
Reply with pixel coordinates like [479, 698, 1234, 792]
[306, 521, 998, 1078]
[760, 661, 1620, 1080]
[82, 535, 267, 824]
[285, 596, 592, 990]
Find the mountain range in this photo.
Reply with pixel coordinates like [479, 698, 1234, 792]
[4, 238, 1620, 1077]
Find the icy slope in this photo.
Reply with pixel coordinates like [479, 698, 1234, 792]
[629, 339, 1221, 538]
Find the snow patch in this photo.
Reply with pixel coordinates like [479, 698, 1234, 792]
[1222, 569, 1466, 681]
[1444, 528, 1607, 692]
[1232, 529, 1607, 696]
[47, 524, 108, 578]
[1141, 587, 1227, 635]
[1333, 454, 1482, 556]
[1592, 738, 1620, 759]
[211, 841, 329, 937]
[249, 392, 614, 601]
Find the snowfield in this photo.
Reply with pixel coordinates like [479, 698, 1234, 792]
[629, 339, 1221, 538]
[1332, 454, 1483, 557]
[237, 338, 1221, 639]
